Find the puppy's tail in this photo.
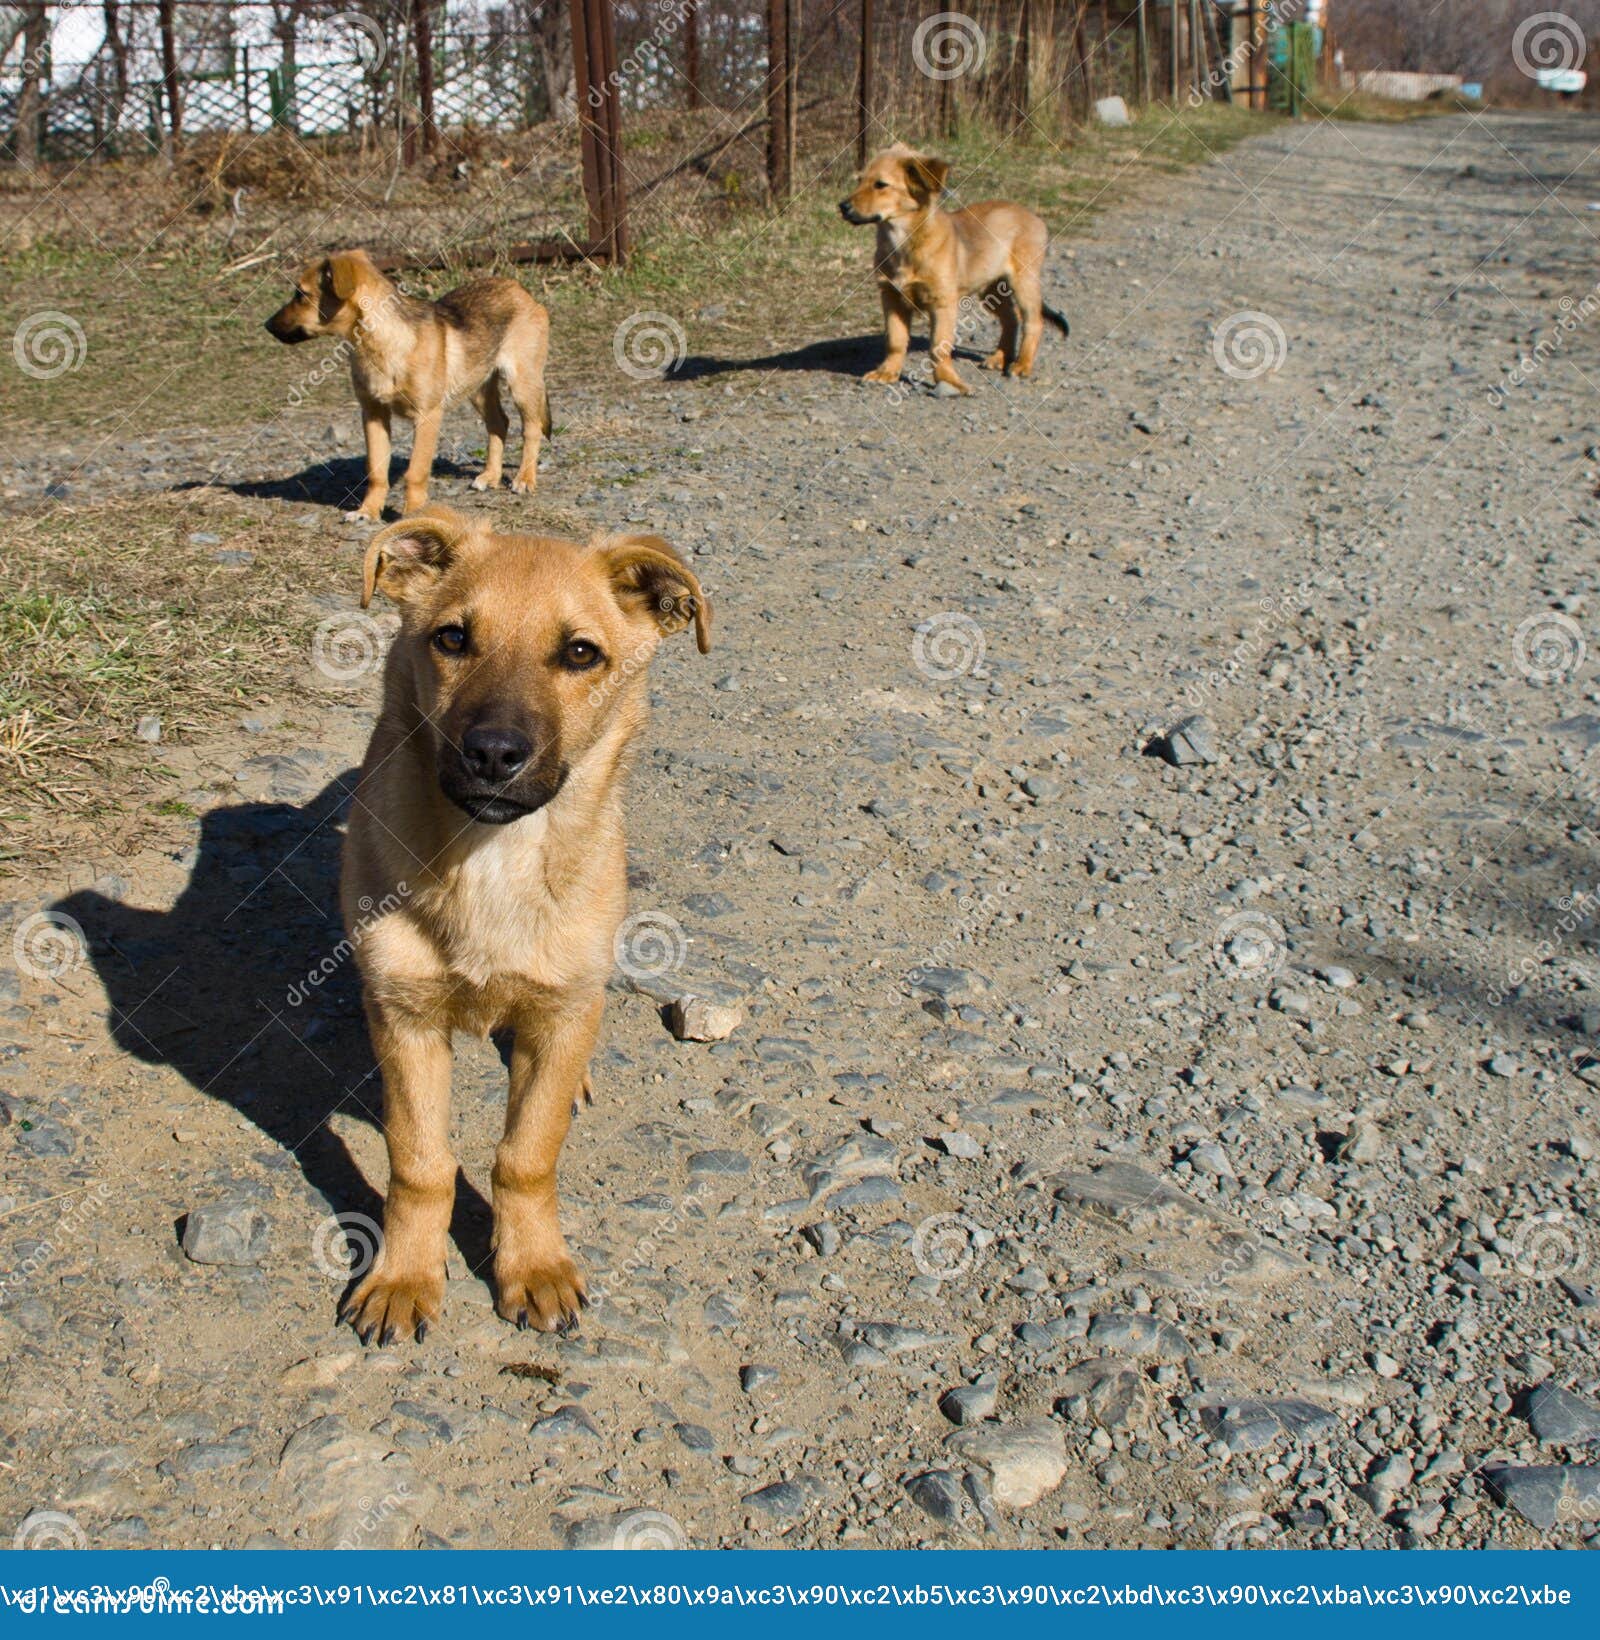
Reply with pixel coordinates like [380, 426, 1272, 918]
[541, 387, 553, 437]
[1043, 303, 1070, 338]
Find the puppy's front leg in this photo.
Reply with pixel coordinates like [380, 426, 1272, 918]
[343, 1008, 454, 1344]
[348, 405, 392, 522]
[929, 299, 971, 395]
[493, 994, 601, 1331]
[402, 405, 443, 514]
[865, 286, 914, 385]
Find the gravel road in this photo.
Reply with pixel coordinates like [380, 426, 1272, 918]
[6, 110, 1600, 1552]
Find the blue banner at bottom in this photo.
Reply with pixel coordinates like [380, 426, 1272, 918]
[0, 1551, 1587, 1635]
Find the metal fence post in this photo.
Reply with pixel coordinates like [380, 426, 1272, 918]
[856, 0, 873, 167]
[766, 0, 793, 201]
[571, 0, 629, 262]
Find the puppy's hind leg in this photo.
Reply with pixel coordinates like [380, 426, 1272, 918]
[471, 378, 509, 492]
[981, 280, 1018, 373]
[505, 319, 550, 494]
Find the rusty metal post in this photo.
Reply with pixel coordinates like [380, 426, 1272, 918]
[413, 0, 438, 157]
[857, 0, 873, 167]
[766, 0, 792, 201]
[1137, 0, 1150, 106]
[1012, 0, 1032, 130]
[570, 0, 630, 261]
[685, 0, 702, 108]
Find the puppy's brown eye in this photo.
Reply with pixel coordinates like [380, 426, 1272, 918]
[874, 180, 889, 189]
[562, 638, 603, 671]
[433, 624, 467, 655]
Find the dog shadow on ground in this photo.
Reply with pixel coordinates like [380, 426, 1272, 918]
[52, 772, 496, 1281]
[175, 451, 482, 511]
[667, 332, 911, 382]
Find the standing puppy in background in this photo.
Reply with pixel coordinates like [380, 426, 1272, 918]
[840, 144, 1069, 396]
[265, 250, 551, 522]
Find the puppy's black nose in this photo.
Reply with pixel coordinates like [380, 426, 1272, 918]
[460, 725, 531, 784]
[838, 201, 851, 218]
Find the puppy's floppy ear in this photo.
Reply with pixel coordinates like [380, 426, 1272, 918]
[600, 534, 711, 655]
[903, 153, 950, 204]
[325, 250, 371, 302]
[362, 505, 473, 609]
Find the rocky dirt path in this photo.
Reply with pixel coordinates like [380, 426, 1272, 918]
[6, 110, 1600, 1552]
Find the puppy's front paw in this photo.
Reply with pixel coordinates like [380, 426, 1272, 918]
[495, 1255, 587, 1333]
[344, 505, 384, 524]
[863, 367, 902, 385]
[980, 350, 1008, 372]
[470, 472, 501, 492]
[341, 1267, 443, 1345]
[509, 473, 538, 494]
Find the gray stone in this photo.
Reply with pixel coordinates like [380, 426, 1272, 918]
[1087, 1312, 1189, 1359]
[1198, 1399, 1340, 1451]
[740, 1364, 780, 1393]
[950, 1419, 1067, 1510]
[669, 997, 744, 1042]
[905, 1469, 968, 1527]
[530, 1404, 600, 1442]
[857, 1322, 956, 1356]
[939, 1374, 998, 1426]
[1057, 1359, 1147, 1431]
[181, 1199, 270, 1266]
[1094, 95, 1131, 127]
[742, 1477, 821, 1519]
[1152, 715, 1218, 767]
[687, 1149, 750, 1177]
[1053, 1159, 1223, 1233]
[1527, 1383, 1600, 1446]
[1484, 1465, 1600, 1530]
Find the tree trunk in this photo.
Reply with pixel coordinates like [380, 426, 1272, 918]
[538, 0, 576, 122]
[684, 0, 701, 108]
[12, 3, 48, 169]
[158, 0, 182, 146]
[103, 0, 130, 132]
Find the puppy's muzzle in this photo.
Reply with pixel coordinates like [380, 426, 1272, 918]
[839, 201, 876, 226]
[264, 312, 311, 344]
[440, 723, 563, 825]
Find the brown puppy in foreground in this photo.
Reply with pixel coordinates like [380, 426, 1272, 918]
[265, 250, 551, 522]
[339, 505, 709, 1342]
[840, 144, 1068, 395]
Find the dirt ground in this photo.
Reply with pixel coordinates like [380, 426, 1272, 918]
[4, 108, 1600, 1552]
